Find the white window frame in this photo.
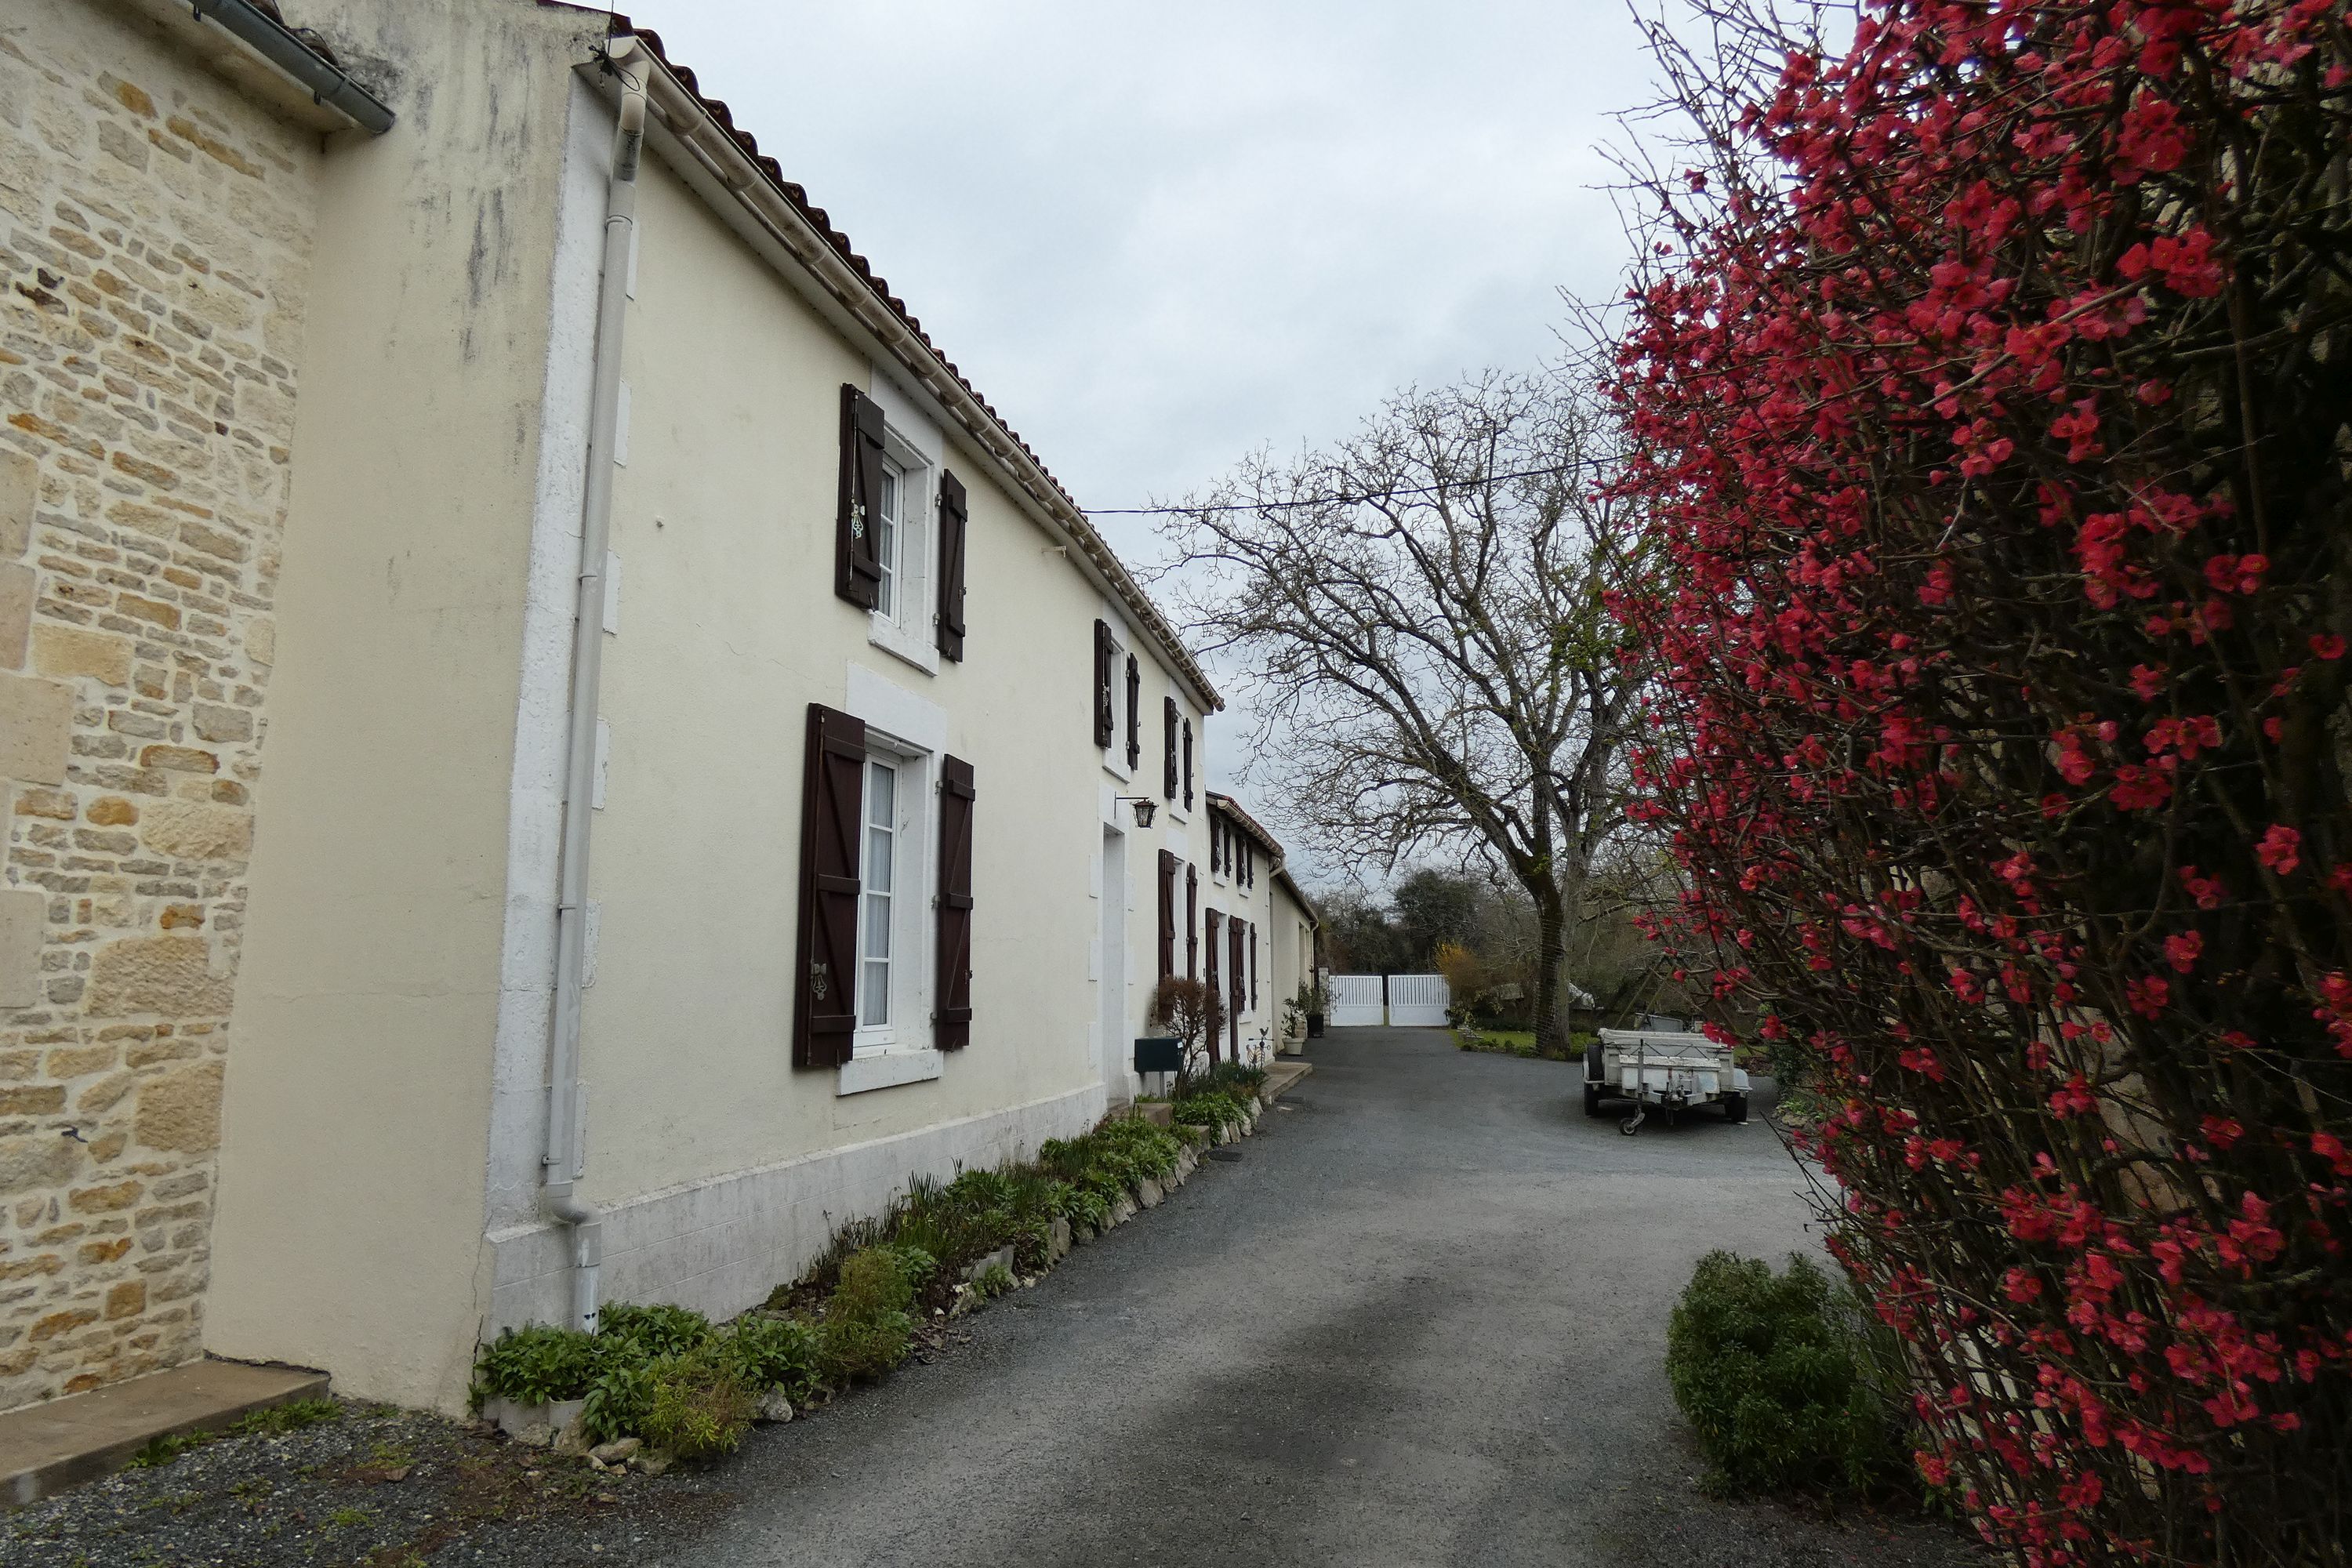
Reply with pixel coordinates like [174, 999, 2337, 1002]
[851, 730, 935, 1062]
[866, 426, 938, 677]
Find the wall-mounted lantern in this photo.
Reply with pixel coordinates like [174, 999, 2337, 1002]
[1116, 797, 1157, 829]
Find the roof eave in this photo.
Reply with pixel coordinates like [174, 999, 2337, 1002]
[599, 31, 1221, 714]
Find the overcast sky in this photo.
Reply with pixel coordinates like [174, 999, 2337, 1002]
[632, 1, 1661, 858]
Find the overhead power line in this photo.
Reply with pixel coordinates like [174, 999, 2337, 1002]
[1083, 459, 1599, 517]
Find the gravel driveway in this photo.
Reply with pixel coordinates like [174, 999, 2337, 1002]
[0, 1028, 1978, 1566]
[659, 1026, 1977, 1568]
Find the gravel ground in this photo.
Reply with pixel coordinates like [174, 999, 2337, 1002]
[0, 1033, 1983, 1566]
[0, 1399, 735, 1566]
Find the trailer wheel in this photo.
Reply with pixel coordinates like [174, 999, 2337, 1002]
[1584, 1082, 1604, 1118]
[1723, 1093, 1748, 1125]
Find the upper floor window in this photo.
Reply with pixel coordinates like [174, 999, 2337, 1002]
[875, 459, 906, 620]
[838, 381, 947, 675]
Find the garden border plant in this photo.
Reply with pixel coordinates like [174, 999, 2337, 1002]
[472, 1084, 1275, 1468]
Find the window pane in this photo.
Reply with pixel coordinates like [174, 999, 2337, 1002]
[866, 822, 892, 892]
[868, 760, 895, 826]
[876, 465, 900, 617]
[866, 889, 891, 958]
[863, 959, 890, 1025]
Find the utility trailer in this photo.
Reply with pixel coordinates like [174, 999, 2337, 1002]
[1584, 1024, 1749, 1133]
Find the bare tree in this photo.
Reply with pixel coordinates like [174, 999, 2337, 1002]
[1166, 371, 1642, 1054]
[1147, 975, 1224, 1088]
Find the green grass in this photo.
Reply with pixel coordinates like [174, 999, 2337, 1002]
[123, 1396, 343, 1472]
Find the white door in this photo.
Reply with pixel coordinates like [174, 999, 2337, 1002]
[1328, 974, 1385, 1027]
[1098, 826, 1127, 1093]
[1386, 973, 1452, 1027]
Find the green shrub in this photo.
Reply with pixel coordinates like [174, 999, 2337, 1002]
[638, 1347, 754, 1461]
[967, 1261, 1014, 1301]
[1009, 1214, 1054, 1272]
[1665, 1251, 1907, 1496]
[597, 1301, 714, 1359]
[473, 1323, 604, 1406]
[1058, 1183, 1109, 1232]
[884, 1243, 938, 1293]
[1202, 1062, 1266, 1094]
[821, 1311, 913, 1381]
[1171, 1093, 1244, 1131]
[717, 1316, 825, 1402]
[833, 1247, 916, 1319]
[582, 1359, 658, 1445]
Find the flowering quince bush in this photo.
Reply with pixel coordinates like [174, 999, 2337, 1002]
[1610, 0, 2352, 1560]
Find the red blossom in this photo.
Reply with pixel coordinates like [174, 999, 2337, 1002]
[1613, 0, 2350, 1552]
[2257, 825, 2303, 877]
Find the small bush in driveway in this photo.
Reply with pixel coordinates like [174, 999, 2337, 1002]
[1665, 1250, 1905, 1497]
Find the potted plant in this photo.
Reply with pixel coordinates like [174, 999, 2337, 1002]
[1299, 981, 1329, 1040]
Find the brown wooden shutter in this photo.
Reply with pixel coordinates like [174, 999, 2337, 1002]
[1093, 621, 1116, 748]
[935, 754, 976, 1050]
[793, 702, 866, 1068]
[1250, 920, 1259, 1009]
[1181, 720, 1194, 810]
[1229, 917, 1246, 1055]
[935, 470, 967, 661]
[1203, 909, 1223, 1060]
[1185, 863, 1198, 978]
[1124, 655, 1141, 769]
[1163, 698, 1178, 799]
[1156, 850, 1177, 980]
[835, 384, 884, 609]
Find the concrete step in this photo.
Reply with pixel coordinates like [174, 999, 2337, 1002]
[1263, 1059, 1313, 1101]
[0, 1358, 328, 1504]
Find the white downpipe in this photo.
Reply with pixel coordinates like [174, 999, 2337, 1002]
[541, 36, 645, 1334]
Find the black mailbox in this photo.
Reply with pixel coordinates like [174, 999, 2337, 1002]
[1133, 1036, 1182, 1074]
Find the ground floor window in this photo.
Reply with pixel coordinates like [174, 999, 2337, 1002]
[855, 740, 930, 1054]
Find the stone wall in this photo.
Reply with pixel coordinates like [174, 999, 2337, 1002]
[0, 7, 317, 1407]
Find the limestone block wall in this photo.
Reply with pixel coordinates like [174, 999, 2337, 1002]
[0, 7, 317, 1408]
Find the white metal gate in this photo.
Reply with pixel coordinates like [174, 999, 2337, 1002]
[1324, 974, 1452, 1027]
[1327, 974, 1385, 1027]
[1386, 973, 1451, 1027]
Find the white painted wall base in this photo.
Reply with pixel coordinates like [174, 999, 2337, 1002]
[483, 1082, 1105, 1343]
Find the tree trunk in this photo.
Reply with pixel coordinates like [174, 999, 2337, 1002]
[1530, 889, 1569, 1056]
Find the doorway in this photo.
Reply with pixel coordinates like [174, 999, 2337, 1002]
[1098, 825, 1128, 1102]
